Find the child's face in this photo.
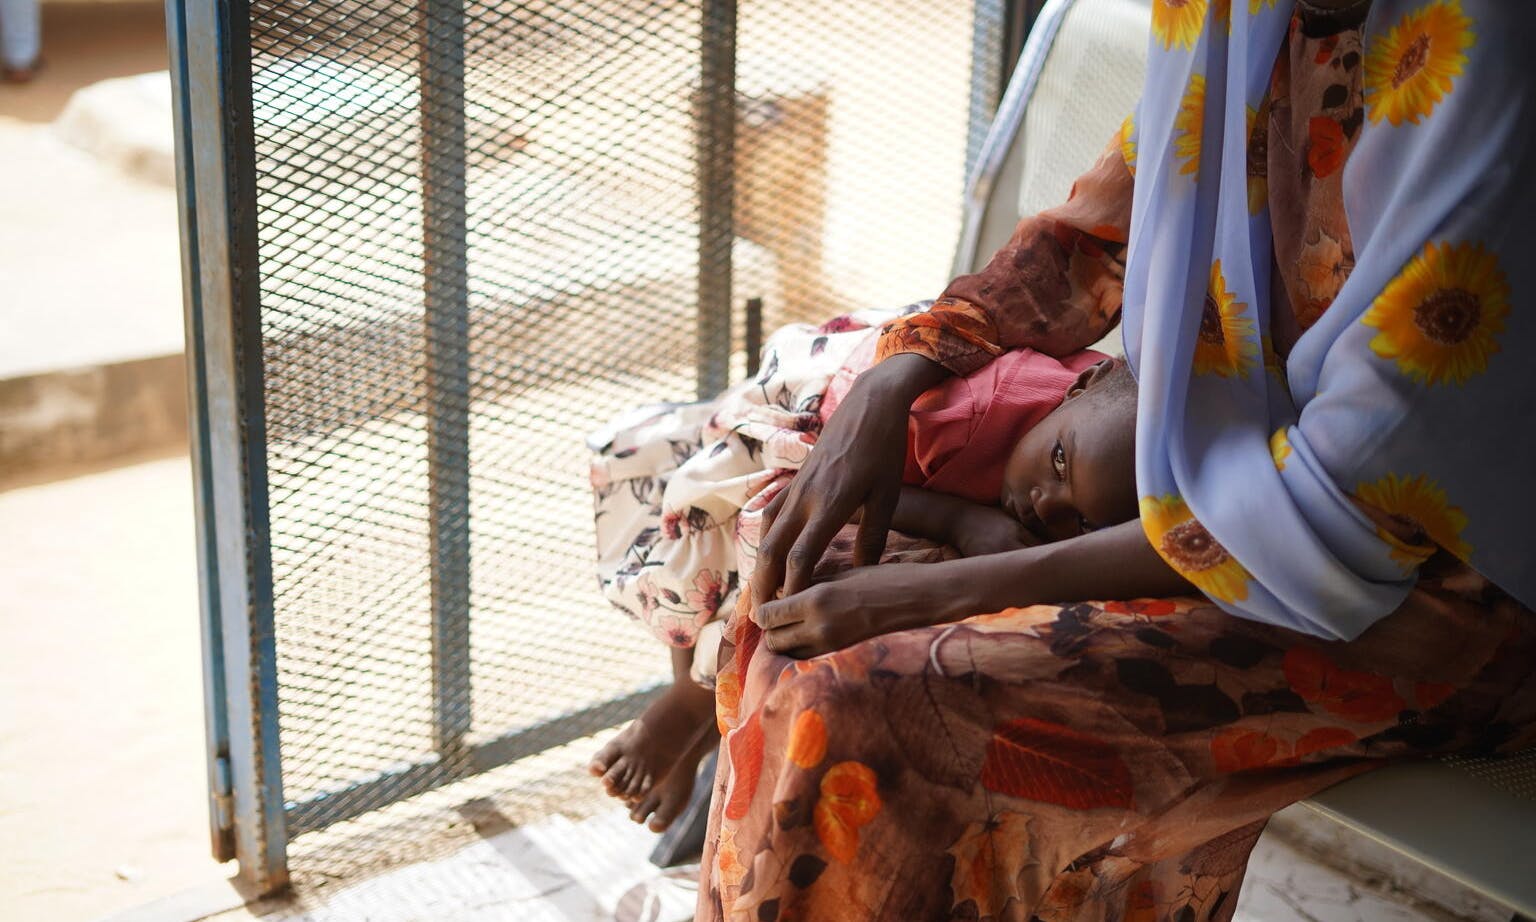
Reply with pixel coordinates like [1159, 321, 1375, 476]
[1000, 360, 1138, 542]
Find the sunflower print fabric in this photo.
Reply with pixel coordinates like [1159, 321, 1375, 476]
[1173, 73, 1206, 176]
[1361, 240, 1510, 385]
[1116, 112, 1138, 174]
[1355, 471, 1471, 564]
[1118, 0, 1536, 638]
[876, 0, 1536, 638]
[1153, 0, 1210, 51]
[1140, 494, 1251, 601]
[1363, 0, 1474, 125]
[1194, 259, 1259, 376]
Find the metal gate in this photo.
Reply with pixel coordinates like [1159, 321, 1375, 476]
[171, 0, 1007, 892]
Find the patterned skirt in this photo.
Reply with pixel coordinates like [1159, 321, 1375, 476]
[699, 539, 1536, 921]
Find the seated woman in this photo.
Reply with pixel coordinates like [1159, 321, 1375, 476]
[588, 310, 1141, 830]
[701, 1, 1536, 920]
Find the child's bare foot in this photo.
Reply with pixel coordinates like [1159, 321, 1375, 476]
[589, 678, 715, 804]
[628, 715, 719, 832]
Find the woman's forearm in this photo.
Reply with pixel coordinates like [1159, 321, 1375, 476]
[937, 520, 1196, 620]
[757, 519, 1196, 655]
[860, 352, 951, 405]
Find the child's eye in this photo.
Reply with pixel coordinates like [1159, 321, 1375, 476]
[1078, 514, 1097, 534]
[1051, 440, 1067, 480]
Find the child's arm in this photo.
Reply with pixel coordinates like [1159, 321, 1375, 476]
[890, 487, 1039, 558]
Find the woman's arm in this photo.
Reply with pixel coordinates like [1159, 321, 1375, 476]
[755, 519, 1194, 658]
[750, 353, 949, 605]
[753, 127, 1137, 609]
[950, 519, 1195, 615]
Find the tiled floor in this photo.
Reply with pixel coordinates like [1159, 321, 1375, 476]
[1239, 818, 1510, 922]
[207, 810, 696, 922]
[191, 803, 1512, 922]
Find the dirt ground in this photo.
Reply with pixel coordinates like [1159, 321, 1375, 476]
[0, 0, 169, 124]
[0, 5, 234, 919]
[0, 457, 234, 921]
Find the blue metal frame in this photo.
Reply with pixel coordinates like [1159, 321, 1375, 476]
[169, 0, 289, 893]
[166, 0, 230, 867]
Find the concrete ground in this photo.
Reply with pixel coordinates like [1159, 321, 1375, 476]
[0, 1, 182, 381]
[0, 5, 228, 918]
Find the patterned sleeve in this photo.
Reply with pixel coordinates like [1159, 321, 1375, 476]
[876, 125, 1136, 375]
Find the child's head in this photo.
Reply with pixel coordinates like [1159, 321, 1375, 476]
[1001, 357, 1138, 541]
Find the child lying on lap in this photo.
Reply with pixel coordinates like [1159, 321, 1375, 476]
[587, 307, 1139, 830]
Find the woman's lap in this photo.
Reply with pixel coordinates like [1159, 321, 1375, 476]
[701, 549, 1536, 921]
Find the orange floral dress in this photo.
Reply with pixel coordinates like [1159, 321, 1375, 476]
[699, 4, 1536, 920]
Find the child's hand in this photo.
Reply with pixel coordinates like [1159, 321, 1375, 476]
[952, 504, 1041, 558]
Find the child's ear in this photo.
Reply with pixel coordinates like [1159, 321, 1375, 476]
[1064, 359, 1115, 401]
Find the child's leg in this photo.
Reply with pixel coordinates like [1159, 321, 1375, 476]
[585, 315, 895, 827]
[589, 643, 718, 831]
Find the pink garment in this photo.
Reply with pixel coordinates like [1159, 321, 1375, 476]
[823, 337, 1106, 504]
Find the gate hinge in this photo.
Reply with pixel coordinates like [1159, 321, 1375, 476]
[212, 755, 234, 833]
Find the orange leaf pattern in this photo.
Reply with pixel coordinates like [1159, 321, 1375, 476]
[788, 709, 828, 769]
[813, 761, 882, 863]
[715, 669, 742, 736]
[1291, 727, 1357, 761]
[698, 566, 1531, 921]
[1306, 115, 1345, 178]
[1283, 647, 1406, 723]
[1210, 727, 1284, 773]
[981, 717, 1135, 810]
[944, 812, 1037, 919]
[724, 711, 765, 820]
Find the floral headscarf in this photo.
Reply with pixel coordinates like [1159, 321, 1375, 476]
[1123, 0, 1536, 638]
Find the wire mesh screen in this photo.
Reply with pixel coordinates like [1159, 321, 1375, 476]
[245, 0, 999, 844]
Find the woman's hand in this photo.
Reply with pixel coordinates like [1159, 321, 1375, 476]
[755, 561, 966, 658]
[751, 353, 949, 607]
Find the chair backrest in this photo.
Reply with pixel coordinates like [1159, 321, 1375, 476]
[955, 0, 1150, 280]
